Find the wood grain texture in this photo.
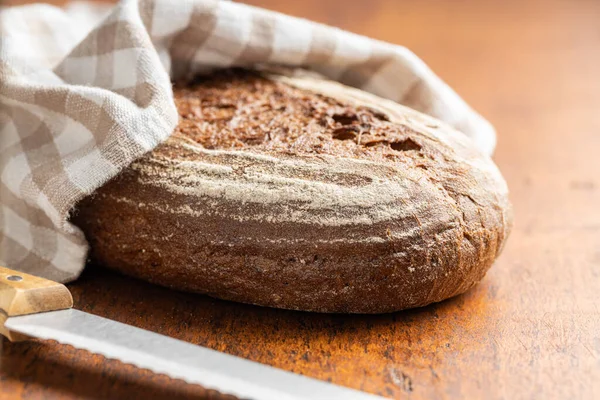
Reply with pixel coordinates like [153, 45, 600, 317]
[2, 0, 600, 399]
[0, 266, 73, 342]
[0, 266, 73, 317]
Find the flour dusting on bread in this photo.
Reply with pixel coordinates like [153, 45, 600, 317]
[73, 69, 512, 313]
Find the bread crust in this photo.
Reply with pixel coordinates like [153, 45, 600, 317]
[73, 70, 512, 313]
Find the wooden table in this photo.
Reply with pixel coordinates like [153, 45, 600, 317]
[2, 0, 600, 399]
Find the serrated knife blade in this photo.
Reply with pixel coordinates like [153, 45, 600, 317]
[1, 266, 385, 400]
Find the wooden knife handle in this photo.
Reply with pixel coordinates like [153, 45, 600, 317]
[0, 266, 73, 341]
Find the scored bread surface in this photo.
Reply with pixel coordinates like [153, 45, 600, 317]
[73, 69, 512, 313]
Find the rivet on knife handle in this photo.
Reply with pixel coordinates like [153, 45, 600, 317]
[0, 266, 73, 341]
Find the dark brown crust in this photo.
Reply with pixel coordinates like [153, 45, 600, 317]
[173, 69, 424, 162]
[72, 69, 512, 313]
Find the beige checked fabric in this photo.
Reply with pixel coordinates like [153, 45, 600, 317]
[0, 0, 496, 282]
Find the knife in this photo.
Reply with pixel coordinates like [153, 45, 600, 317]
[0, 265, 385, 400]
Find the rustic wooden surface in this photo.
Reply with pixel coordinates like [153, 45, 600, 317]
[2, 0, 600, 399]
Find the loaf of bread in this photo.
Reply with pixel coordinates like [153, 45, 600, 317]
[72, 69, 512, 313]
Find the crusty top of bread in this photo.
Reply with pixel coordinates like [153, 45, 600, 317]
[174, 69, 425, 161]
[140, 68, 509, 232]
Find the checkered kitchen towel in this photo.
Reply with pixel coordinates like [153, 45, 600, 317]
[0, 0, 496, 282]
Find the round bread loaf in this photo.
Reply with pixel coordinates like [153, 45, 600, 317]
[72, 69, 512, 313]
